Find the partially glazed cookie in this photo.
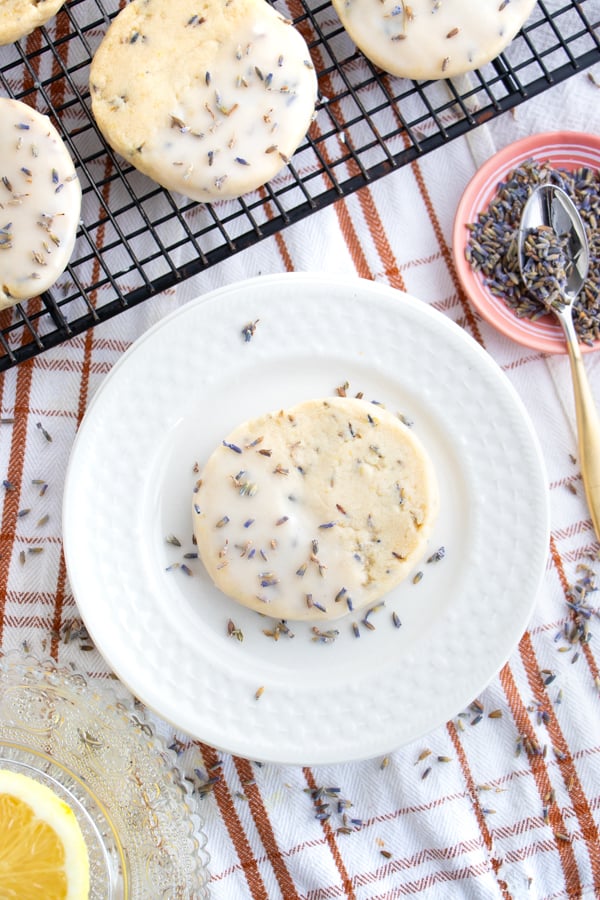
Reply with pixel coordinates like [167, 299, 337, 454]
[0, 0, 67, 46]
[0, 98, 81, 311]
[193, 397, 439, 622]
[90, 0, 318, 203]
[330, 0, 537, 80]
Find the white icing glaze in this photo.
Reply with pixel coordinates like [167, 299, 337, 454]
[0, 98, 81, 310]
[193, 397, 439, 622]
[330, 0, 538, 80]
[90, 0, 318, 202]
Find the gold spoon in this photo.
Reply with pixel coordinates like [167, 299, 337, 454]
[518, 183, 600, 541]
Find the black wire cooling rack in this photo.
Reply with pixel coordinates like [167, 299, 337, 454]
[0, 0, 599, 370]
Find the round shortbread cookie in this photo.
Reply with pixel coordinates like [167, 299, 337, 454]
[0, 98, 81, 311]
[330, 0, 537, 80]
[0, 0, 67, 46]
[90, 0, 318, 203]
[192, 397, 439, 622]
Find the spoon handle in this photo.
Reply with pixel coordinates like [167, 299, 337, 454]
[563, 317, 600, 541]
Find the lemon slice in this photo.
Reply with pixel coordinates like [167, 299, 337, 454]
[0, 769, 90, 900]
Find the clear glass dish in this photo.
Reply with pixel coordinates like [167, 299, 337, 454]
[0, 650, 210, 899]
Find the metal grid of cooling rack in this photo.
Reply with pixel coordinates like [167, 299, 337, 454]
[0, 0, 599, 370]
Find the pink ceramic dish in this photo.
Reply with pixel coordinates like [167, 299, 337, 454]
[452, 131, 600, 355]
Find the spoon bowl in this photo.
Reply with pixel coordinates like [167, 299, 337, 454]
[518, 183, 600, 541]
[518, 183, 589, 305]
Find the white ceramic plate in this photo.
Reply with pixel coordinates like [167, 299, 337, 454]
[63, 273, 549, 765]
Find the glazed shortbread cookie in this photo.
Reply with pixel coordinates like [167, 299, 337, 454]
[331, 0, 537, 80]
[90, 0, 318, 203]
[0, 0, 67, 46]
[0, 98, 81, 311]
[193, 397, 439, 622]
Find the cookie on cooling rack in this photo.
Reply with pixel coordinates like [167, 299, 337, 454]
[0, 98, 82, 311]
[89, 0, 318, 203]
[330, 0, 537, 80]
[192, 396, 439, 622]
[0, 0, 67, 46]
